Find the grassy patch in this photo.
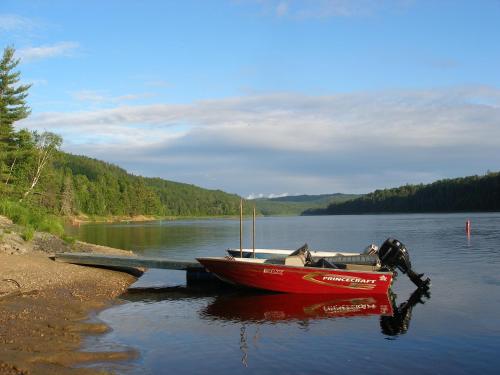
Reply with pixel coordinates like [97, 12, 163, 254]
[22, 226, 35, 241]
[0, 199, 65, 237]
[61, 234, 76, 245]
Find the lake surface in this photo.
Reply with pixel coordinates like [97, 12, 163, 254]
[67, 214, 500, 374]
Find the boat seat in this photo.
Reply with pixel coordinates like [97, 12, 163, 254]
[285, 243, 313, 266]
[285, 254, 306, 266]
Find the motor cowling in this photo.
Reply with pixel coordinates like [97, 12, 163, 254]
[378, 238, 431, 290]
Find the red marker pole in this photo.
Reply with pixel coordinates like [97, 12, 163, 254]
[465, 220, 471, 236]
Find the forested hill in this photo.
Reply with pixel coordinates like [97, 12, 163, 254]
[303, 172, 500, 215]
[36, 152, 247, 217]
[253, 193, 361, 216]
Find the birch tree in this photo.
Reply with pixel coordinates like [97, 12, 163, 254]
[20, 131, 62, 201]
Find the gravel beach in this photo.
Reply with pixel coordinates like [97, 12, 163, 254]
[0, 216, 138, 374]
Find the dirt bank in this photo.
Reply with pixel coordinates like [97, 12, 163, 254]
[0, 216, 138, 374]
[67, 214, 160, 226]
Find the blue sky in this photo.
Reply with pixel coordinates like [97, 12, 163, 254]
[1, 0, 499, 196]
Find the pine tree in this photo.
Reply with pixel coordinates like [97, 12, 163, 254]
[0, 46, 32, 186]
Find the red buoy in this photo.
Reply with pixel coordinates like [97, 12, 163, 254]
[465, 220, 471, 236]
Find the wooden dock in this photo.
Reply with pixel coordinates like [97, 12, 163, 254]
[54, 252, 204, 271]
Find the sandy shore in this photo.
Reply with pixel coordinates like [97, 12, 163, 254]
[0, 216, 138, 374]
[68, 214, 160, 226]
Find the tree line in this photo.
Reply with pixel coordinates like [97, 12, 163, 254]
[0, 46, 247, 220]
[50, 152, 247, 217]
[303, 172, 500, 215]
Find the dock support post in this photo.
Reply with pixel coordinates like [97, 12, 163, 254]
[252, 205, 256, 258]
[240, 198, 243, 258]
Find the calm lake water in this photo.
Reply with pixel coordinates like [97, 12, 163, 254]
[67, 214, 500, 374]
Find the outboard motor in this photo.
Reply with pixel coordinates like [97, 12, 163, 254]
[378, 238, 431, 290]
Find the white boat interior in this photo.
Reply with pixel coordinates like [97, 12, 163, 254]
[227, 248, 361, 257]
[226, 251, 382, 272]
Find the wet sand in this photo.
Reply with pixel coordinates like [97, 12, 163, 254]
[0, 217, 138, 374]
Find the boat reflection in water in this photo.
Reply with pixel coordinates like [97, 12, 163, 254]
[381, 288, 430, 336]
[200, 287, 429, 333]
[122, 286, 429, 368]
[200, 288, 429, 367]
[124, 285, 429, 333]
[201, 292, 394, 322]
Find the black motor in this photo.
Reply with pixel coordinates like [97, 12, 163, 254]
[378, 238, 431, 290]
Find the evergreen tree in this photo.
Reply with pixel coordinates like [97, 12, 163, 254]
[0, 46, 32, 186]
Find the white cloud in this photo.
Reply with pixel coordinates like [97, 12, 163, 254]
[0, 14, 36, 32]
[244, 0, 409, 19]
[247, 192, 290, 199]
[18, 85, 500, 194]
[144, 79, 171, 88]
[71, 90, 154, 104]
[18, 41, 80, 62]
[276, 1, 289, 17]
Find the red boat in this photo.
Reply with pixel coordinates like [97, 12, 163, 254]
[197, 238, 431, 294]
[196, 257, 393, 295]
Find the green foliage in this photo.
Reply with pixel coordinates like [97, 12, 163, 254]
[37, 216, 65, 237]
[0, 46, 31, 130]
[145, 177, 248, 217]
[0, 198, 64, 236]
[61, 234, 76, 245]
[1, 46, 31, 189]
[0, 199, 33, 225]
[24, 152, 249, 218]
[0, 48, 61, 203]
[21, 225, 35, 241]
[13, 130, 63, 201]
[305, 172, 500, 215]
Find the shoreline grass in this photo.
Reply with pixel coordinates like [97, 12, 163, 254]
[0, 199, 64, 236]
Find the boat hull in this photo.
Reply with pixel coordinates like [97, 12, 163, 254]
[197, 257, 393, 295]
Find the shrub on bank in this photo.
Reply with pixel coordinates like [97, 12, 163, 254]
[61, 234, 76, 245]
[22, 226, 35, 241]
[0, 199, 65, 237]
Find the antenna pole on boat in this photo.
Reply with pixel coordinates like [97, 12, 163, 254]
[252, 205, 256, 258]
[240, 198, 243, 258]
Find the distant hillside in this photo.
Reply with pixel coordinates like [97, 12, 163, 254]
[304, 172, 500, 215]
[253, 194, 360, 216]
[29, 152, 250, 218]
